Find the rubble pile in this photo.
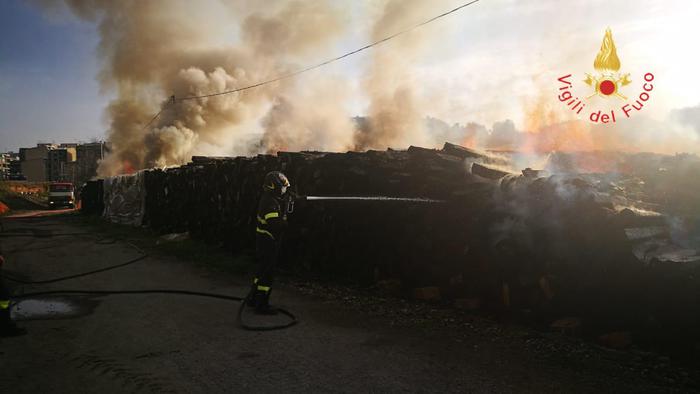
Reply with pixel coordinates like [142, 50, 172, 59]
[81, 145, 700, 354]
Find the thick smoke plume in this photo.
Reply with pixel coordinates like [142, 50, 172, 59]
[38, 0, 476, 175]
[39, 0, 350, 175]
[359, 0, 436, 150]
[37, 1, 700, 176]
[260, 78, 357, 153]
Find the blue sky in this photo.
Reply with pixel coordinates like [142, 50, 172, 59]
[0, 0, 108, 152]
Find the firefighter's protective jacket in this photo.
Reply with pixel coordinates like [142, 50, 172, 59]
[255, 192, 286, 241]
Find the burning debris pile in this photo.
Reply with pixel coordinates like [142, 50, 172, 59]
[140, 142, 501, 284]
[82, 143, 700, 354]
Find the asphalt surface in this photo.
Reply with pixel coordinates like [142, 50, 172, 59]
[0, 212, 693, 393]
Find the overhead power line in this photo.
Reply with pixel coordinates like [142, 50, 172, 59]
[141, 107, 167, 131]
[140, 96, 175, 132]
[141, 0, 482, 131]
[177, 0, 482, 101]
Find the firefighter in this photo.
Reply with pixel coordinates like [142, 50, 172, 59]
[0, 242, 26, 336]
[249, 171, 291, 314]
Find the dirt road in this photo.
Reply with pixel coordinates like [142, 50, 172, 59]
[0, 213, 694, 393]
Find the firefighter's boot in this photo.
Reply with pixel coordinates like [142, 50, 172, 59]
[254, 290, 278, 315]
[245, 284, 258, 309]
[0, 307, 26, 337]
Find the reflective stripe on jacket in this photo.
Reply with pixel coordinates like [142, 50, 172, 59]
[256, 193, 284, 240]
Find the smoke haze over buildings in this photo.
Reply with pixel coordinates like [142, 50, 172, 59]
[30, 0, 700, 175]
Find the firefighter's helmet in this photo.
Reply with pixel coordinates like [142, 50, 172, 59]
[263, 171, 290, 196]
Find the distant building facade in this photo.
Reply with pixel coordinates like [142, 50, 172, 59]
[19, 144, 56, 182]
[48, 146, 77, 182]
[63, 161, 78, 185]
[0, 152, 20, 180]
[16, 142, 105, 184]
[8, 158, 23, 180]
[75, 142, 106, 186]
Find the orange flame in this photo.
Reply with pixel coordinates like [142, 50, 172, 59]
[122, 161, 136, 175]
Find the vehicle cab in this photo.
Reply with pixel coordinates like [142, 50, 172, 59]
[48, 183, 75, 209]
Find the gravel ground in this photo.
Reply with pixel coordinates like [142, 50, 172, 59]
[0, 212, 697, 393]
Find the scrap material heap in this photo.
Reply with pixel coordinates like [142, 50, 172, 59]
[82, 143, 700, 354]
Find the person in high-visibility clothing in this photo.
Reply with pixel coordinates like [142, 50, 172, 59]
[249, 171, 291, 314]
[0, 242, 26, 336]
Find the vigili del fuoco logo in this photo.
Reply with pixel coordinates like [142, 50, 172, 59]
[557, 28, 654, 124]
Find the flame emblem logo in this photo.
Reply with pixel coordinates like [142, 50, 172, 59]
[584, 28, 631, 100]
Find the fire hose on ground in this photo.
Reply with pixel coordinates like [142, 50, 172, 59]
[0, 194, 444, 332]
[0, 229, 297, 331]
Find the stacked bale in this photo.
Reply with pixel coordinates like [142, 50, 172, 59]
[79, 179, 103, 215]
[135, 145, 494, 285]
[80, 143, 700, 354]
[102, 172, 146, 226]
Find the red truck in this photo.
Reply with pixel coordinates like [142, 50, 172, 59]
[48, 183, 75, 209]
